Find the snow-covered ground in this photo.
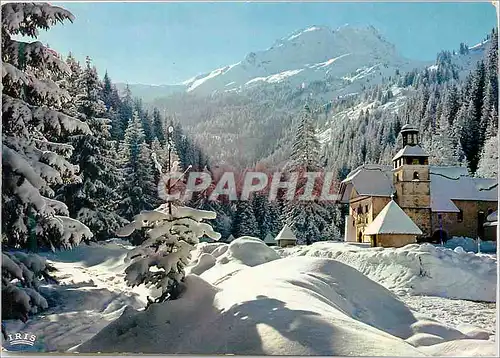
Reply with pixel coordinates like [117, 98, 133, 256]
[2, 238, 497, 355]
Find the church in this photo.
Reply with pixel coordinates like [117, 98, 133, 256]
[338, 124, 498, 247]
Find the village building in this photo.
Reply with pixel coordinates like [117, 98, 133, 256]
[274, 224, 297, 248]
[364, 198, 423, 247]
[263, 233, 276, 246]
[339, 124, 498, 247]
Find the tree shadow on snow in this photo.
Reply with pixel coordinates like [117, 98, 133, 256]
[184, 295, 352, 355]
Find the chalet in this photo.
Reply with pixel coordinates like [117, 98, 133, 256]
[339, 125, 498, 247]
[274, 225, 297, 248]
[263, 233, 276, 246]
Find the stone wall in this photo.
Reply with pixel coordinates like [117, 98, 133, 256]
[432, 200, 497, 241]
[372, 234, 417, 248]
[278, 239, 296, 248]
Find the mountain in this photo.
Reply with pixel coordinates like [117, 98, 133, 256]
[119, 25, 426, 100]
[117, 25, 492, 170]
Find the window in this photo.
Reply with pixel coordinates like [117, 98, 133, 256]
[457, 209, 463, 222]
[365, 205, 369, 213]
[412, 158, 420, 165]
[413, 171, 419, 180]
[357, 206, 362, 215]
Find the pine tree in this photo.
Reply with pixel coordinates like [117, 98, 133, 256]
[152, 108, 165, 141]
[1, 2, 94, 334]
[284, 105, 331, 245]
[117, 112, 156, 222]
[476, 135, 499, 178]
[57, 57, 127, 241]
[2, 3, 93, 250]
[233, 199, 259, 238]
[252, 192, 276, 239]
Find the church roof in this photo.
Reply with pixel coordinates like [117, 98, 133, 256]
[392, 145, 429, 161]
[340, 164, 394, 200]
[365, 200, 423, 235]
[274, 225, 297, 241]
[339, 165, 497, 212]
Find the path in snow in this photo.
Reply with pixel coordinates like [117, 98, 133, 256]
[2, 241, 150, 352]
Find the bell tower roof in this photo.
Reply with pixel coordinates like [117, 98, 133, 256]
[393, 124, 428, 166]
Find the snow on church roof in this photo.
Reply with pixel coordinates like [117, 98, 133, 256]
[392, 145, 429, 161]
[340, 164, 497, 211]
[274, 225, 297, 241]
[365, 200, 423, 236]
[341, 164, 394, 199]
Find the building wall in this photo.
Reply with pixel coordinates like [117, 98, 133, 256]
[278, 239, 296, 248]
[348, 193, 390, 243]
[432, 200, 497, 241]
[374, 234, 417, 248]
[393, 164, 432, 238]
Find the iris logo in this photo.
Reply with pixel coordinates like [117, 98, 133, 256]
[5, 332, 37, 346]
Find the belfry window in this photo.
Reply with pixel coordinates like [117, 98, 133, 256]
[413, 171, 419, 180]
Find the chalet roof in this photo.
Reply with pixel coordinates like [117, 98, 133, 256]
[484, 210, 498, 227]
[275, 225, 297, 241]
[263, 233, 275, 244]
[365, 200, 423, 235]
[340, 164, 497, 212]
[392, 145, 428, 161]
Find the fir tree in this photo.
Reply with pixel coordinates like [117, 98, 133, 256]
[117, 112, 156, 222]
[2, 2, 93, 250]
[57, 57, 127, 241]
[233, 199, 259, 238]
[284, 105, 331, 245]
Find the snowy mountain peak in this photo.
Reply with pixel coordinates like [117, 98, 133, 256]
[180, 24, 408, 94]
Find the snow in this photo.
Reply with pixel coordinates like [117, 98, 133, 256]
[2, 238, 495, 355]
[443, 237, 497, 254]
[168, 24, 418, 95]
[276, 241, 496, 302]
[365, 200, 423, 235]
[392, 145, 429, 161]
[76, 238, 495, 355]
[339, 164, 497, 208]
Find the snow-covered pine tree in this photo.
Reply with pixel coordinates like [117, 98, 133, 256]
[476, 135, 499, 179]
[1, 251, 61, 339]
[233, 199, 259, 238]
[56, 56, 127, 241]
[283, 104, 331, 245]
[101, 72, 124, 140]
[252, 192, 276, 239]
[117, 112, 157, 222]
[116, 152, 220, 304]
[2, 2, 93, 250]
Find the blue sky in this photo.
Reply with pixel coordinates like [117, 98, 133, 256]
[39, 2, 497, 84]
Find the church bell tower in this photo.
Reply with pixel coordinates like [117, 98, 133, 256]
[392, 124, 431, 237]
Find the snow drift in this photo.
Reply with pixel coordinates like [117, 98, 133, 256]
[277, 242, 497, 302]
[77, 237, 495, 355]
[77, 257, 428, 355]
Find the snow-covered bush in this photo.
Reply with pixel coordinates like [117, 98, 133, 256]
[1, 251, 57, 338]
[2, 2, 93, 250]
[116, 204, 221, 304]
